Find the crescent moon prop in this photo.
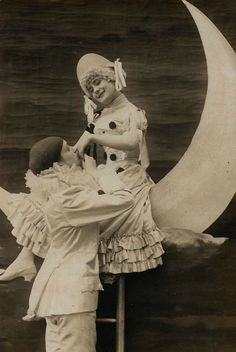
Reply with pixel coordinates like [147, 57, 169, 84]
[150, 0, 236, 232]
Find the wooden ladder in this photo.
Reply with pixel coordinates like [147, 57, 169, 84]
[97, 275, 125, 352]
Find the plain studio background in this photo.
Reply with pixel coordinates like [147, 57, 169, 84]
[0, 1, 236, 351]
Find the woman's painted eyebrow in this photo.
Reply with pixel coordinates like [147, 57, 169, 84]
[92, 78, 100, 85]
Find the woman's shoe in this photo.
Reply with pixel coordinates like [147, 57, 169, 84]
[0, 264, 37, 282]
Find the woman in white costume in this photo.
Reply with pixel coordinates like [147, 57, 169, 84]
[0, 52, 226, 282]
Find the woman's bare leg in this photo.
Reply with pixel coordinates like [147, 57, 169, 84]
[0, 187, 37, 281]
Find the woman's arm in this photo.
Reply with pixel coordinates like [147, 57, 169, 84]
[74, 128, 140, 158]
[91, 129, 140, 150]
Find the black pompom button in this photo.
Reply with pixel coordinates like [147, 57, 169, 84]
[109, 121, 117, 129]
[110, 154, 117, 161]
[98, 190, 105, 195]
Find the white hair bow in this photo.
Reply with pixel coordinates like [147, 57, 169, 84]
[114, 58, 127, 91]
[84, 96, 97, 123]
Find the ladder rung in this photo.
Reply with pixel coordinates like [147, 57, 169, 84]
[96, 318, 117, 324]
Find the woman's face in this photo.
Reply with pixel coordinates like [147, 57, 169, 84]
[86, 76, 120, 107]
[60, 140, 81, 167]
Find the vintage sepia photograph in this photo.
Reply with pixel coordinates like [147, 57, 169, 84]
[0, 0, 236, 351]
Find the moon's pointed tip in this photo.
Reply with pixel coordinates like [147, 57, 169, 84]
[181, 0, 191, 8]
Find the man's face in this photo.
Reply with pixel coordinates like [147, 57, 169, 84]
[87, 76, 120, 107]
[60, 140, 81, 167]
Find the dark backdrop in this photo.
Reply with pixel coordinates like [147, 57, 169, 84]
[0, 0, 235, 235]
[0, 1, 236, 351]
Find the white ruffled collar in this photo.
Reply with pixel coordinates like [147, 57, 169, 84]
[25, 162, 98, 204]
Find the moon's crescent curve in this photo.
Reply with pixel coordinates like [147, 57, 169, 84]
[150, 0, 236, 232]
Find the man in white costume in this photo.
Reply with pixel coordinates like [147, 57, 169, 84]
[11, 136, 134, 352]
